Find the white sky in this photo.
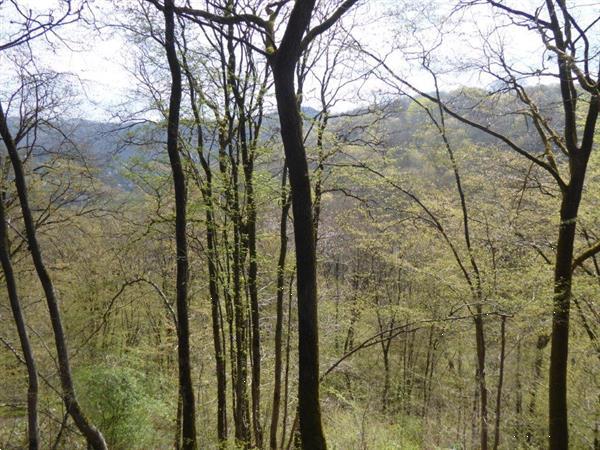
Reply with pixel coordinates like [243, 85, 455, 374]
[1, 0, 598, 121]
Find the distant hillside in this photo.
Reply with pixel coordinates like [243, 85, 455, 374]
[5, 84, 564, 190]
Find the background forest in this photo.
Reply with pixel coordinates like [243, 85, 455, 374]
[0, 0, 599, 449]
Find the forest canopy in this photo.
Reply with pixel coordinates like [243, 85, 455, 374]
[0, 1, 598, 449]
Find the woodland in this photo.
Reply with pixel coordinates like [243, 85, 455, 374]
[0, 1, 599, 449]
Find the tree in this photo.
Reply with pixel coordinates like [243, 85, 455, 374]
[0, 2, 107, 448]
[0, 164, 39, 449]
[367, 1, 599, 447]
[145, 1, 363, 447]
[0, 80, 108, 450]
[160, 1, 198, 448]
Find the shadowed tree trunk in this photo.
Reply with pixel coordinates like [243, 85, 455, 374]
[141, 2, 360, 448]
[161, 1, 197, 448]
[493, 315, 507, 450]
[528, 334, 549, 444]
[0, 188, 39, 450]
[182, 55, 228, 444]
[271, 165, 291, 450]
[271, 55, 326, 450]
[0, 106, 107, 450]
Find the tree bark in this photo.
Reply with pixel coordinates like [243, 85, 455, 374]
[0, 105, 107, 450]
[548, 187, 580, 450]
[0, 189, 39, 450]
[492, 315, 506, 450]
[549, 139, 595, 449]
[271, 165, 291, 450]
[272, 60, 326, 448]
[162, 1, 197, 448]
[186, 64, 228, 446]
[474, 312, 488, 450]
[240, 109, 263, 450]
[270, 3, 327, 446]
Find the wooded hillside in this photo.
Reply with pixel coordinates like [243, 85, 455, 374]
[1, 1, 598, 449]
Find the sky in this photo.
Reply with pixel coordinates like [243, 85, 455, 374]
[1, 0, 598, 121]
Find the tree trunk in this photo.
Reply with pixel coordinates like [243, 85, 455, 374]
[549, 167, 586, 450]
[515, 340, 523, 442]
[272, 59, 326, 450]
[271, 166, 291, 450]
[0, 190, 39, 450]
[0, 106, 107, 450]
[162, 1, 197, 448]
[241, 119, 263, 449]
[493, 315, 506, 450]
[474, 310, 488, 450]
[182, 51, 228, 445]
[528, 334, 549, 444]
[207, 197, 228, 443]
[281, 274, 294, 450]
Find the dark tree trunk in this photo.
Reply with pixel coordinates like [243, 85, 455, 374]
[281, 275, 294, 450]
[232, 180, 251, 447]
[181, 49, 228, 445]
[474, 312, 488, 450]
[528, 334, 549, 444]
[272, 60, 326, 448]
[549, 140, 595, 449]
[269, 3, 327, 445]
[545, 4, 598, 446]
[312, 112, 328, 243]
[0, 106, 107, 450]
[422, 325, 434, 417]
[240, 116, 262, 449]
[162, 1, 197, 448]
[381, 338, 391, 412]
[0, 191, 39, 450]
[548, 187, 580, 450]
[207, 193, 228, 443]
[271, 166, 291, 450]
[515, 340, 523, 442]
[493, 315, 506, 450]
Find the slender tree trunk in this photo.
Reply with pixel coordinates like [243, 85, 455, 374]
[271, 166, 291, 450]
[422, 325, 434, 417]
[162, 2, 197, 448]
[528, 334, 549, 444]
[0, 191, 39, 450]
[232, 187, 251, 447]
[474, 312, 489, 450]
[493, 315, 506, 450]
[181, 52, 228, 445]
[312, 112, 328, 243]
[471, 382, 479, 449]
[0, 106, 107, 450]
[281, 274, 294, 450]
[207, 198, 228, 444]
[241, 122, 262, 449]
[381, 335, 391, 413]
[515, 340, 523, 442]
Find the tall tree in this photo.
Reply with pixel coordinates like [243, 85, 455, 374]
[151, 1, 362, 447]
[0, 2, 106, 447]
[161, 1, 198, 448]
[0, 99, 108, 450]
[0, 175, 39, 450]
[368, 1, 599, 447]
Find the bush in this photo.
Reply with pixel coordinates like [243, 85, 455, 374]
[75, 365, 161, 449]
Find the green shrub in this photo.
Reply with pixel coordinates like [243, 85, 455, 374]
[75, 365, 161, 449]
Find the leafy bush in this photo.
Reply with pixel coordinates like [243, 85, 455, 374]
[75, 365, 161, 449]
